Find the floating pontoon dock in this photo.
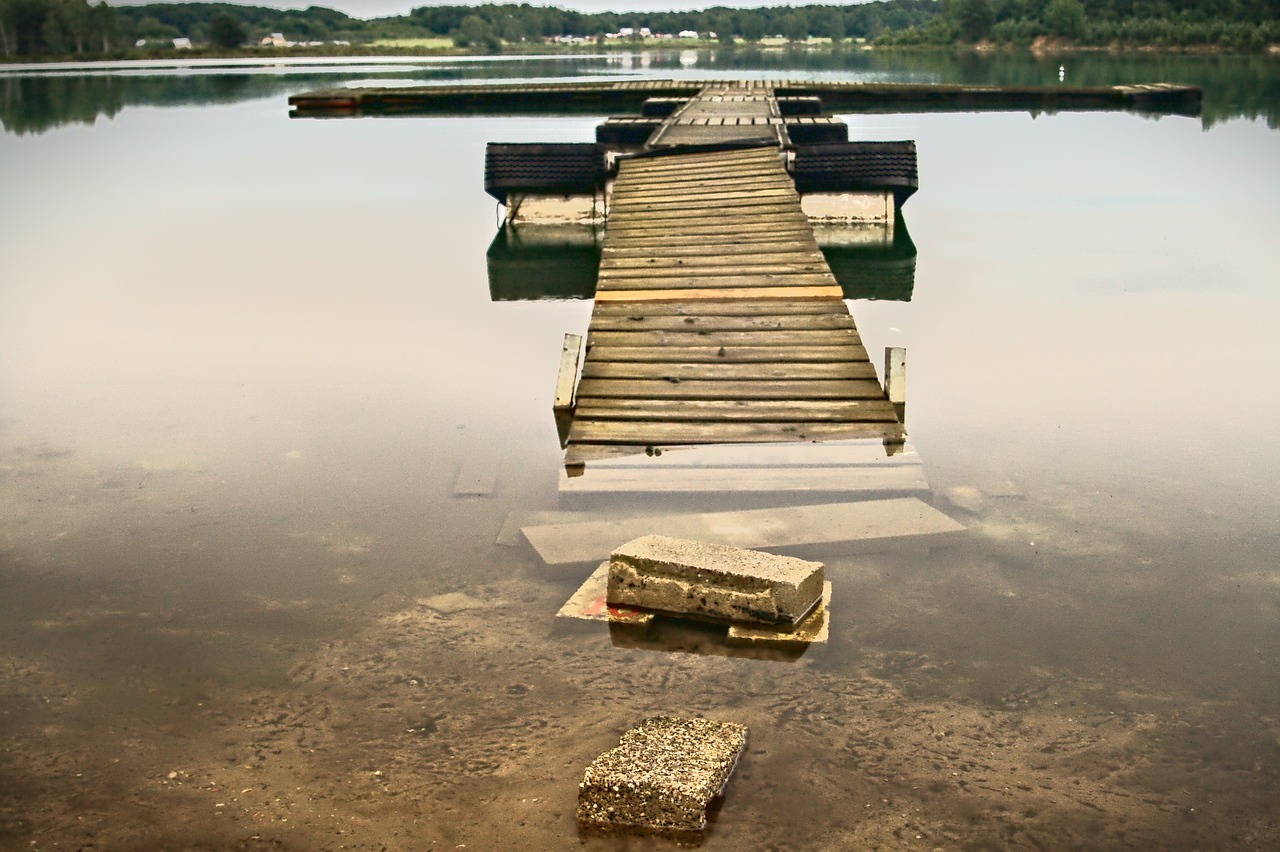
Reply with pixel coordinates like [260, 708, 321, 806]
[289, 76, 1200, 493]
[289, 78, 1201, 117]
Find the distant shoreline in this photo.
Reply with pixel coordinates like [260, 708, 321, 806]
[2, 41, 1277, 70]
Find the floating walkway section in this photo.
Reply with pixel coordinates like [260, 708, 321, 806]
[290, 79, 1201, 118]
[567, 100, 902, 465]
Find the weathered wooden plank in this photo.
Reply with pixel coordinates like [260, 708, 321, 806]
[607, 206, 808, 226]
[609, 187, 797, 205]
[573, 399, 900, 422]
[602, 241, 824, 259]
[568, 419, 903, 445]
[608, 190, 799, 211]
[599, 258, 829, 275]
[624, 163, 786, 182]
[597, 273, 836, 291]
[577, 439, 921, 469]
[622, 163, 782, 182]
[611, 176, 795, 195]
[616, 171, 788, 188]
[591, 300, 841, 316]
[579, 361, 878, 381]
[605, 219, 813, 237]
[612, 171, 793, 189]
[623, 162, 782, 179]
[624, 147, 777, 166]
[602, 229, 820, 248]
[604, 223, 812, 241]
[608, 199, 798, 218]
[602, 241, 820, 256]
[585, 313, 854, 331]
[584, 344, 868, 363]
[609, 197, 800, 215]
[593, 286, 844, 302]
[585, 328, 858, 347]
[560, 465, 928, 495]
[611, 181, 794, 198]
[600, 253, 826, 271]
[601, 262, 830, 279]
[623, 150, 777, 171]
[574, 378, 884, 400]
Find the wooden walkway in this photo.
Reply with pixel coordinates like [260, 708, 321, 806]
[648, 84, 782, 147]
[566, 132, 904, 465]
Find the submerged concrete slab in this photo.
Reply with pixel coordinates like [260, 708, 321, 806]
[521, 497, 965, 569]
[556, 562, 655, 626]
[726, 581, 831, 649]
[577, 716, 747, 832]
[608, 535, 823, 626]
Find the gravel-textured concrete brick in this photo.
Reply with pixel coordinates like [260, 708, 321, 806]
[576, 716, 747, 832]
[607, 534, 823, 626]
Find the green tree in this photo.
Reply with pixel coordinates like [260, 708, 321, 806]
[91, 0, 117, 52]
[41, 0, 69, 53]
[1044, 0, 1087, 37]
[824, 8, 846, 41]
[781, 10, 809, 41]
[0, 0, 10, 56]
[206, 11, 246, 49]
[454, 13, 499, 49]
[133, 15, 180, 42]
[738, 10, 766, 41]
[714, 13, 734, 43]
[949, 0, 995, 41]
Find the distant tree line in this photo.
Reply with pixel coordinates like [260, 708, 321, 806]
[413, 2, 940, 47]
[0, 1, 941, 58]
[0, 0, 118, 56]
[880, 0, 1280, 49]
[2, 0, 1277, 59]
[0, 1, 367, 56]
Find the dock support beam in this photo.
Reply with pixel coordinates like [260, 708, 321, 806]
[884, 346, 907, 455]
[554, 333, 584, 449]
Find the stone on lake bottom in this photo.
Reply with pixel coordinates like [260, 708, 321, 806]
[608, 534, 823, 627]
[577, 716, 747, 832]
[420, 592, 487, 614]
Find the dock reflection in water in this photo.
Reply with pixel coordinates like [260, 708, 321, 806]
[486, 224, 600, 302]
[486, 213, 917, 304]
[817, 210, 917, 302]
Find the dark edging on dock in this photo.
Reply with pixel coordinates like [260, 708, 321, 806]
[289, 79, 1202, 118]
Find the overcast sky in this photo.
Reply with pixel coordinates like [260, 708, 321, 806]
[127, 1, 847, 21]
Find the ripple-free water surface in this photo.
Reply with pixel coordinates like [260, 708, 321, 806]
[1, 53, 1278, 849]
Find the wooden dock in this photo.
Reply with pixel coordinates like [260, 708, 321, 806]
[289, 78, 1202, 118]
[564, 85, 905, 469]
[297, 76, 1203, 495]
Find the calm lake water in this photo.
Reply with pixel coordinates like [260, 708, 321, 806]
[2, 51, 1279, 849]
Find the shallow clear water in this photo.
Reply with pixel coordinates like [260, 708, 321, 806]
[1, 53, 1279, 849]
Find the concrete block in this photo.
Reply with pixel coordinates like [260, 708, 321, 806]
[577, 716, 747, 832]
[726, 582, 831, 649]
[607, 535, 823, 626]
